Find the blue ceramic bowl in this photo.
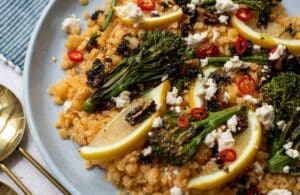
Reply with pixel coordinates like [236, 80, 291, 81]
[23, 0, 299, 194]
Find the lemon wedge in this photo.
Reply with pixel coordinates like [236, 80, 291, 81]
[188, 110, 262, 190]
[114, 8, 183, 29]
[231, 15, 300, 53]
[189, 66, 219, 108]
[79, 81, 171, 161]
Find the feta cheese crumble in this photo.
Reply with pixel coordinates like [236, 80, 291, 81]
[152, 117, 163, 128]
[204, 129, 235, 151]
[218, 130, 235, 151]
[205, 78, 217, 100]
[255, 104, 275, 130]
[187, 3, 196, 11]
[218, 15, 229, 24]
[283, 142, 293, 150]
[276, 120, 286, 130]
[63, 101, 73, 112]
[142, 146, 152, 156]
[243, 95, 260, 105]
[184, 32, 208, 47]
[215, 0, 239, 13]
[166, 87, 183, 105]
[267, 189, 292, 195]
[253, 44, 261, 52]
[224, 56, 248, 71]
[200, 58, 209, 67]
[170, 186, 183, 195]
[227, 115, 238, 132]
[269, 44, 286, 61]
[283, 165, 290, 173]
[111, 91, 131, 108]
[115, 2, 143, 20]
[285, 148, 299, 159]
[62, 14, 81, 34]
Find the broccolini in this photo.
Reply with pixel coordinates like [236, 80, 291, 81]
[83, 30, 193, 112]
[261, 72, 300, 175]
[149, 105, 245, 165]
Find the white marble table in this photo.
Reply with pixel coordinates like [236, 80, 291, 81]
[0, 63, 61, 194]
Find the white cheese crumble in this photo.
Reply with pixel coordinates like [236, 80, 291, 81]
[283, 142, 293, 150]
[166, 87, 183, 105]
[175, 106, 181, 113]
[218, 130, 235, 151]
[223, 91, 230, 103]
[267, 189, 292, 195]
[170, 186, 183, 195]
[115, 2, 143, 20]
[205, 78, 217, 100]
[63, 101, 72, 112]
[204, 129, 220, 148]
[187, 3, 196, 11]
[184, 32, 208, 47]
[161, 75, 168, 81]
[200, 58, 209, 67]
[62, 14, 81, 34]
[191, 0, 203, 5]
[218, 15, 229, 24]
[253, 161, 264, 174]
[215, 0, 238, 13]
[255, 104, 275, 130]
[224, 56, 248, 71]
[204, 129, 235, 151]
[283, 165, 290, 173]
[142, 146, 152, 156]
[297, 107, 300, 111]
[276, 120, 286, 130]
[286, 148, 299, 159]
[253, 44, 261, 52]
[269, 44, 286, 61]
[243, 95, 260, 105]
[111, 91, 131, 108]
[152, 117, 163, 128]
[227, 115, 238, 132]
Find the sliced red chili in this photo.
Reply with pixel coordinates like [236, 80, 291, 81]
[237, 75, 256, 94]
[219, 148, 237, 162]
[234, 36, 248, 55]
[236, 8, 253, 22]
[247, 185, 262, 195]
[137, 0, 156, 11]
[177, 115, 189, 128]
[195, 42, 220, 58]
[68, 50, 84, 63]
[191, 107, 207, 120]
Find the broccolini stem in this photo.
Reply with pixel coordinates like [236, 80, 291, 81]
[101, 0, 117, 31]
[268, 151, 295, 173]
[207, 54, 268, 66]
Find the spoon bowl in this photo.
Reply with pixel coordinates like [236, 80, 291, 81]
[0, 85, 25, 161]
[0, 85, 69, 194]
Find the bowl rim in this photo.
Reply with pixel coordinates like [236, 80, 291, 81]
[23, 0, 79, 194]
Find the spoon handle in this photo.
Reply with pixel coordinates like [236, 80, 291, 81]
[0, 163, 31, 195]
[17, 147, 71, 195]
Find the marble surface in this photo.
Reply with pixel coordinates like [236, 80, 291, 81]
[0, 63, 61, 194]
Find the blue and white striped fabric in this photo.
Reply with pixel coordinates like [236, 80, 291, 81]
[0, 0, 49, 72]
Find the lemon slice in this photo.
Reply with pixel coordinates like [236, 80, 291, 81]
[231, 15, 300, 53]
[188, 110, 262, 190]
[114, 8, 183, 29]
[79, 81, 171, 161]
[189, 66, 219, 108]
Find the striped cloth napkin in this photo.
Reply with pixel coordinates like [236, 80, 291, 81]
[0, 0, 49, 73]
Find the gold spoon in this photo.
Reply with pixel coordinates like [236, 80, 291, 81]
[0, 85, 70, 195]
[0, 181, 18, 195]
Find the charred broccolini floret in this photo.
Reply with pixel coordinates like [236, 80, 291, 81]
[261, 72, 300, 175]
[179, 0, 281, 26]
[83, 30, 193, 112]
[149, 105, 245, 165]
